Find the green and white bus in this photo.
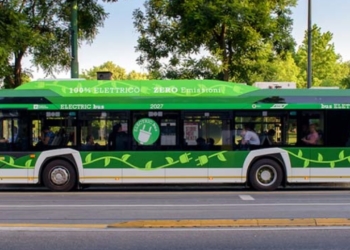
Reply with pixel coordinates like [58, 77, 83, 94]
[0, 79, 350, 191]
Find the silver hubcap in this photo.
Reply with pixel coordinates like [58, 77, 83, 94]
[50, 167, 70, 185]
[256, 165, 277, 187]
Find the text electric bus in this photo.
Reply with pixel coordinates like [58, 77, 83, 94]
[0, 79, 349, 191]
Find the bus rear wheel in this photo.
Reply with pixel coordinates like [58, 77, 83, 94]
[249, 159, 283, 191]
[42, 160, 77, 192]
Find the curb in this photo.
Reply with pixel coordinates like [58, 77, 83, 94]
[107, 218, 350, 228]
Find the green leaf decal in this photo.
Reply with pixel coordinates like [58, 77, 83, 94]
[303, 160, 309, 168]
[165, 157, 174, 164]
[121, 154, 131, 161]
[317, 153, 323, 162]
[25, 160, 32, 168]
[9, 157, 14, 165]
[85, 153, 92, 163]
[298, 150, 303, 157]
[217, 153, 227, 161]
[220, 86, 226, 93]
[61, 87, 66, 93]
[339, 150, 345, 159]
[104, 157, 111, 167]
[330, 162, 335, 168]
[145, 161, 152, 169]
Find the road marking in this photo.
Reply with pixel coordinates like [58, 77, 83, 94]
[1, 203, 350, 208]
[239, 195, 255, 200]
[1, 227, 350, 232]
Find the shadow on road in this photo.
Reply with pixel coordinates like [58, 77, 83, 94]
[1, 183, 350, 193]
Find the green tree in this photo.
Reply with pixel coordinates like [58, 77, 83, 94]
[0, 0, 114, 88]
[295, 24, 348, 88]
[152, 56, 221, 80]
[340, 61, 350, 89]
[248, 52, 300, 85]
[133, 0, 296, 82]
[80, 61, 127, 79]
[127, 70, 149, 80]
[80, 61, 149, 80]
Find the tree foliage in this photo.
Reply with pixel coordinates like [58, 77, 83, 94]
[149, 56, 221, 80]
[133, 0, 297, 82]
[295, 24, 348, 88]
[0, 0, 113, 88]
[80, 61, 148, 80]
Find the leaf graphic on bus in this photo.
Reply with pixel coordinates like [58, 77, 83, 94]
[85, 153, 92, 163]
[221, 86, 226, 93]
[121, 154, 131, 162]
[198, 84, 206, 89]
[303, 160, 309, 168]
[330, 162, 335, 168]
[317, 153, 323, 162]
[339, 150, 345, 160]
[145, 161, 152, 169]
[165, 157, 174, 164]
[61, 87, 66, 93]
[104, 157, 111, 167]
[298, 150, 303, 157]
[217, 153, 227, 162]
[233, 86, 243, 93]
[9, 157, 14, 165]
[25, 160, 32, 168]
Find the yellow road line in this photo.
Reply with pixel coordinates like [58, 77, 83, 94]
[1, 218, 350, 229]
[108, 218, 350, 228]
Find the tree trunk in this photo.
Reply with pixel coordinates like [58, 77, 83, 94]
[219, 24, 229, 81]
[13, 51, 24, 88]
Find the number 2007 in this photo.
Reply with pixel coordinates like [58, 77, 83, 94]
[150, 104, 164, 109]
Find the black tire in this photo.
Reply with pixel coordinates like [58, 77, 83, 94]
[42, 160, 77, 192]
[249, 159, 283, 191]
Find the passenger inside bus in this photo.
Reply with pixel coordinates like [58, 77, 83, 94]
[40, 126, 55, 145]
[301, 124, 319, 145]
[240, 123, 260, 150]
[82, 135, 101, 150]
[108, 123, 128, 150]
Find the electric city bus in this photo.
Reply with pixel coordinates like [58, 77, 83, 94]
[0, 79, 349, 192]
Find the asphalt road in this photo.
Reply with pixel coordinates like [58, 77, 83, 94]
[1, 187, 350, 224]
[1, 227, 350, 250]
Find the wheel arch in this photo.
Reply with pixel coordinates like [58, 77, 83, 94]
[241, 148, 292, 186]
[33, 149, 83, 184]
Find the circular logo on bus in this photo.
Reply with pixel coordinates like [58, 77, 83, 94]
[132, 118, 160, 145]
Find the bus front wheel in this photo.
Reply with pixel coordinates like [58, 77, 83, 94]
[42, 160, 77, 192]
[249, 159, 283, 191]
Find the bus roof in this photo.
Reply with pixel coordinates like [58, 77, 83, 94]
[0, 79, 348, 110]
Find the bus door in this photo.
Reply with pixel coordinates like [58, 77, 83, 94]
[130, 111, 180, 183]
[299, 111, 327, 182]
[0, 110, 30, 184]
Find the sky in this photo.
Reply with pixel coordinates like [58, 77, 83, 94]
[23, 0, 350, 80]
